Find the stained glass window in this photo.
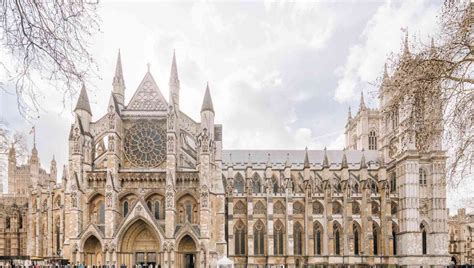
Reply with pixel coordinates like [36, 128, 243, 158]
[124, 121, 167, 167]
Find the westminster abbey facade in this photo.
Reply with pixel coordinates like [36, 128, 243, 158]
[0, 36, 450, 267]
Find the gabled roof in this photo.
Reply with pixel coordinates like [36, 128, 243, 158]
[126, 70, 168, 112]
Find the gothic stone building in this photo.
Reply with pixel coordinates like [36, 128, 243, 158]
[1, 39, 450, 267]
[448, 208, 474, 265]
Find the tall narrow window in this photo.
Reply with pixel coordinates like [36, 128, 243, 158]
[254, 221, 265, 255]
[294, 223, 303, 255]
[234, 222, 246, 255]
[186, 204, 192, 223]
[123, 201, 129, 216]
[368, 130, 377, 150]
[253, 178, 261, 194]
[373, 223, 379, 255]
[235, 175, 244, 193]
[419, 168, 427, 186]
[274, 221, 284, 255]
[314, 225, 322, 255]
[421, 224, 428, 254]
[390, 172, 397, 193]
[98, 201, 105, 233]
[154, 201, 160, 220]
[19, 214, 23, 229]
[5, 216, 10, 229]
[353, 223, 360, 255]
[273, 179, 279, 194]
[335, 228, 341, 255]
[55, 221, 61, 255]
[392, 228, 397, 255]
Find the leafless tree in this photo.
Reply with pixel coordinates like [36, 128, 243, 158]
[0, 0, 100, 118]
[384, 1, 472, 185]
[0, 118, 27, 172]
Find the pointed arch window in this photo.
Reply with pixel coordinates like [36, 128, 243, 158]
[123, 200, 129, 216]
[234, 222, 246, 255]
[419, 168, 427, 186]
[392, 224, 398, 255]
[5, 216, 10, 229]
[235, 174, 244, 193]
[254, 220, 265, 255]
[294, 222, 303, 255]
[314, 223, 322, 255]
[421, 223, 428, 254]
[272, 178, 279, 194]
[334, 223, 341, 255]
[354, 229, 360, 255]
[373, 223, 380, 255]
[19, 214, 23, 229]
[274, 221, 284, 255]
[253, 175, 261, 194]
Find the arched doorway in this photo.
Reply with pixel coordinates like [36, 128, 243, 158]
[118, 219, 161, 268]
[83, 235, 102, 266]
[177, 235, 197, 268]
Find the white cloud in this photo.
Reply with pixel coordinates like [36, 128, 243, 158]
[334, 0, 440, 104]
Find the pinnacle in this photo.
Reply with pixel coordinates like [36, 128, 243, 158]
[323, 147, 329, 168]
[348, 106, 352, 119]
[341, 148, 348, 169]
[359, 91, 366, 110]
[114, 49, 123, 80]
[201, 82, 214, 113]
[169, 50, 180, 86]
[74, 84, 92, 115]
[304, 147, 310, 169]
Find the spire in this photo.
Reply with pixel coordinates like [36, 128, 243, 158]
[201, 82, 214, 113]
[341, 149, 348, 169]
[114, 49, 124, 81]
[169, 50, 180, 109]
[360, 149, 367, 169]
[304, 147, 310, 169]
[359, 91, 366, 111]
[74, 84, 92, 115]
[322, 147, 329, 168]
[347, 106, 352, 120]
[169, 50, 180, 87]
[247, 153, 252, 168]
[8, 144, 16, 162]
[112, 50, 125, 105]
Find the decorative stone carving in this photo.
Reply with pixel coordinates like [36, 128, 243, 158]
[200, 185, 209, 208]
[124, 121, 167, 167]
[165, 185, 174, 209]
[293, 202, 304, 214]
[274, 201, 285, 214]
[254, 201, 266, 214]
[234, 201, 246, 214]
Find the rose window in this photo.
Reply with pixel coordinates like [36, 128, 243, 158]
[124, 121, 166, 167]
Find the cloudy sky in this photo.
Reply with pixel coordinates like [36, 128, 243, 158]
[1, 0, 471, 212]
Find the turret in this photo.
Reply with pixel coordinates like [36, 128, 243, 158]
[74, 84, 92, 132]
[50, 155, 57, 183]
[112, 50, 125, 106]
[200, 82, 215, 139]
